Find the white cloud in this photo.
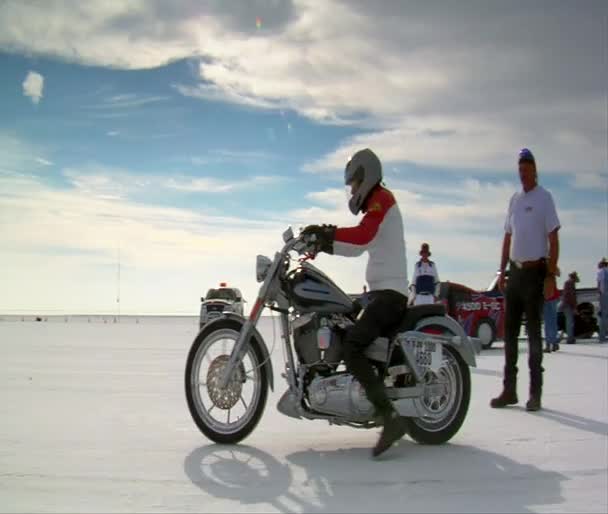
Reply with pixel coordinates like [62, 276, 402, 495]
[189, 149, 277, 165]
[1, 164, 605, 312]
[90, 94, 170, 109]
[1, 2, 604, 173]
[60, 164, 285, 199]
[22, 71, 44, 104]
[0, 132, 51, 174]
[165, 175, 282, 193]
[571, 172, 608, 191]
[35, 157, 53, 166]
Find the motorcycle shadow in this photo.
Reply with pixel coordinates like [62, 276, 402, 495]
[184, 441, 567, 513]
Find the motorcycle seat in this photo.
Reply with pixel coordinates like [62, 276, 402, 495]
[389, 304, 446, 336]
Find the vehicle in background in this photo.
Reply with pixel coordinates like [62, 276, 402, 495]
[437, 276, 505, 350]
[199, 283, 245, 329]
[557, 288, 599, 339]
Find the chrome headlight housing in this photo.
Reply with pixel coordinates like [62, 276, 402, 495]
[256, 255, 272, 283]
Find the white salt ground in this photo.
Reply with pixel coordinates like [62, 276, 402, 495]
[1, 318, 606, 513]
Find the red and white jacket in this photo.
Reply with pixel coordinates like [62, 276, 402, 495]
[333, 185, 409, 295]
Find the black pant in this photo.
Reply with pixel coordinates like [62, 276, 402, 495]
[343, 289, 408, 414]
[503, 264, 545, 395]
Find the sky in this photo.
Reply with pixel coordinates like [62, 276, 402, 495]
[0, 0, 607, 315]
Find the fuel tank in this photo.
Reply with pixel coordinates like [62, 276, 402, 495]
[286, 262, 354, 314]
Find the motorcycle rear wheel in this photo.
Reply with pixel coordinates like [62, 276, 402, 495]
[406, 345, 471, 445]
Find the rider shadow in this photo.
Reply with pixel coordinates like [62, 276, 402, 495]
[184, 441, 567, 513]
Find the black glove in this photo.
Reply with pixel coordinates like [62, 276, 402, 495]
[301, 224, 336, 254]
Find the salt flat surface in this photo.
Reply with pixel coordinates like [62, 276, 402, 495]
[1, 318, 606, 513]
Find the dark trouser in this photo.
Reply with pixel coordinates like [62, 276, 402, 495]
[503, 263, 545, 396]
[343, 289, 408, 415]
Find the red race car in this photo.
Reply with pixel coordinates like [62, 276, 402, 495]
[438, 272, 505, 349]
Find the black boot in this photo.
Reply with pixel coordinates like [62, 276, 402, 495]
[526, 393, 542, 411]
[490, 373, 518, 407]
[490, 388, 518, 408]
[527, 371, 543, 412]
[372, 408, 408, 458]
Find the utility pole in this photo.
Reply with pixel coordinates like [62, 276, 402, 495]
[117, 247, 121, 322]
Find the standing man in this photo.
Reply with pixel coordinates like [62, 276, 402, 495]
[491, 148, 560, 412]
[597, 258, 608, 343]
[411, 243, 440, 305]
[561, 271, 579, 344]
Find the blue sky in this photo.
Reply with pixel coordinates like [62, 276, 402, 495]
[0, 1, 606, 314]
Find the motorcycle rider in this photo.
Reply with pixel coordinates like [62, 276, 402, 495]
[302, 148, 409, 458]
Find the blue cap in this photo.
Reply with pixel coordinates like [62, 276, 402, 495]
[518, 148, 536, 164]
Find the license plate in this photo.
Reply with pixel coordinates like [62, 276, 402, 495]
[409, 339, 443, 372]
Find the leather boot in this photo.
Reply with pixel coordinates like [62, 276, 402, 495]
[527, 372, 543, 412]
[372, 407, 408, 458]
[526, 394, 541, 411]
[490, 382, 518, 408]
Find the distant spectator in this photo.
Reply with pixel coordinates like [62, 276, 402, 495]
[411, 243, 440, 306]
[597, 258, 608, 343]
[561, 271, 579, 344]
[544, 268, 561, 353]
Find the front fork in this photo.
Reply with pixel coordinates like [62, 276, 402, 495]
[218, 297, 299, 392]
[218, 297, 264, 389]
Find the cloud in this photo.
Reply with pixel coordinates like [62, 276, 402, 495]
[189, 149, 277, 165]
[90, 94, 171, 109]
[1, 161, 605, 312]
[61, 164, 285, 199]
[165, 175, 283, 193]
[571, 172, 608, 191]
[1, 1, 604, 173]
[0, 132, 52, 174]
[22, 70, 44, 104]
[0, 171, 287, 313]
[35, 157, 53, 166]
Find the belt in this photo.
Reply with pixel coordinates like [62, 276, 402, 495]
[511, 259, 545, 269]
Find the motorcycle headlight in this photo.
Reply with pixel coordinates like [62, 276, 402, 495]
[256, 255, 272, 283]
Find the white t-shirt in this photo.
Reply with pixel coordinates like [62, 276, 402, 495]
[597, 268, 608, 295]
[504, 185, 560, 262]
[412, 260, 440, 294]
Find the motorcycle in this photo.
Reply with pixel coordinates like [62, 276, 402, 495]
[185, 227, 481, 446]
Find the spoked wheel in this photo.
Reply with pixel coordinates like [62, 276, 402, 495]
[407, 345, 471, 445]
[185, 319, 269, 444]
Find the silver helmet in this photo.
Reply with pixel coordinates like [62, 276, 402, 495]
[344, 148, 383, 215]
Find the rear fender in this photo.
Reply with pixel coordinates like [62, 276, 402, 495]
[198, 313, 275, 391]
[414, 315, 480, 367]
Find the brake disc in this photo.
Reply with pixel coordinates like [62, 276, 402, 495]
[207, 355, 245, 410]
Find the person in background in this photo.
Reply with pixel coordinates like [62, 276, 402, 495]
[544, 268, 561, 353]
[597, 258, 608, 343]
[410, 243, 440, 306]
[561, 271, 579, 345]
[491, 148, 560, 413]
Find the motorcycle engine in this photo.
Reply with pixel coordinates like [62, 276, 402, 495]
[292, 313, 344, 368]
[307, 373, 375, 421]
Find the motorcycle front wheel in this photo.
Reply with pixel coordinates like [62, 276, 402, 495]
[406, 345, 471, 445]
[185, 318, 269, 444]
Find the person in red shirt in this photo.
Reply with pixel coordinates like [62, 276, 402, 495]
[543, 268, 561, 353]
